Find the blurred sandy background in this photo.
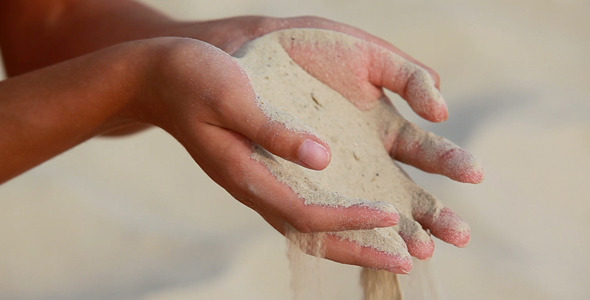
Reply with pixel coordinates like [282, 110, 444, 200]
[1, 1, 589, 299]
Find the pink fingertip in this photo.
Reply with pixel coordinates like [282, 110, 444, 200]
[405, 237, 436, 260]
[434, 207, 471, 248]
[386, 254, 413, 274]
[426, 96, 449, 123]
[464, 165, 485, 184]
[414, 99, 448, 123]
[298, 139, 331, 170]
[440, 148, 485, 184]
[406, 69, 449, 123]
[377, 211, 400, 227]
[434, 101, 449, 122]
[444, 227, 471, 248]
[457, 159, 485, 184]
[452, 230, 471, 248]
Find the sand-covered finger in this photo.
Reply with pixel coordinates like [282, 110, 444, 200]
[397, 214, 435, 259]
[328, 230, 413, 274]
[392, 121, 484, 183]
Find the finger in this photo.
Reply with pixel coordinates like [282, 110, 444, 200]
[230, 87, 331, 170]
[398, 215, 435, 260]
[193, 49, 331, 170]
[274, 28, 446, 122]
[298, 204, 399, 232]
[328, 230, 413, 273]
[410, 187, 471, 248]
[255, 16, 441, 87]
[280, 225, 413, 274]
[277, 184, 401, 234]
[309, 17, 442, 87]
[390, 121, 484, 184]
[249, 109, 332, 171]
[366, 44, 448, 122]
[416, 207, 471, 248]
[191, 124, 398, 232]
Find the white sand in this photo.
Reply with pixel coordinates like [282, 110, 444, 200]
[236, 28, 443, 259]
[1, 1, 589, 300]
[236, 28, 440, 299]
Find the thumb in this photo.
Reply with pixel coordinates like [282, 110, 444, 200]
[198, 53, 331, 170]
[253, 100, 331, 170]
[218, 71, 331, 170]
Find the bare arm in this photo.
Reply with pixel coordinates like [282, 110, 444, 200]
[0, 39, 154, 182]
[0, 0, 177, 76]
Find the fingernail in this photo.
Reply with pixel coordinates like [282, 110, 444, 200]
[298, 139, 330, 170]
[396, 256, 413, 274]
[444, 149, 485, 184]
[379, 212, 399, 227]
[386, 258, 413, 274]
[368, 202, 399, 227]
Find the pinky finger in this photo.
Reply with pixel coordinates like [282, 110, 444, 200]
[322, 233, 413, 274]
[263, 207, 412, 273]
[391, 121, 484, 184]
[416, 207, 471, 248]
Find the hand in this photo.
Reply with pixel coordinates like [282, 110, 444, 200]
[134, 18, 484, 273]
[228, 28, 484, 273]
[122, 37, 401, 232]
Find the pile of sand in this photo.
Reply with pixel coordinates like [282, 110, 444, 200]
[235, 28, 462, 299]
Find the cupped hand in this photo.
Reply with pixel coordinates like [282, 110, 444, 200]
[230, 28, 483, 273]
[127, 37, 400, 235]
[137, 17, 484, 273]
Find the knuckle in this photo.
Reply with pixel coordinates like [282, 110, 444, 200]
[149, 37, 203, 68]
[256, 121, 296, 157]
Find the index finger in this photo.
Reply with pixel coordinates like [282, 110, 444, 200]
[276, 28, 448, 122]
[249, 16, 441, 87]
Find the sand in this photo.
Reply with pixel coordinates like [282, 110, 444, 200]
[234, 28, 455, 299]
[236, 28, 441, 256]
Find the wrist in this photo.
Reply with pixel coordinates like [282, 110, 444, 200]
[99, 39, 170, 132]
[163, 16, 280, 54]
[111, 37, 208, 133]
[0, 39, 160, 181]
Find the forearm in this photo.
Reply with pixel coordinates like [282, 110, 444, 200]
[0, 0, 291, 76]
[0, 0, 175, 76]
[0, 41, 150, 183]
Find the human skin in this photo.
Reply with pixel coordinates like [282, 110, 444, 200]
[0, 0, 483, 273]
